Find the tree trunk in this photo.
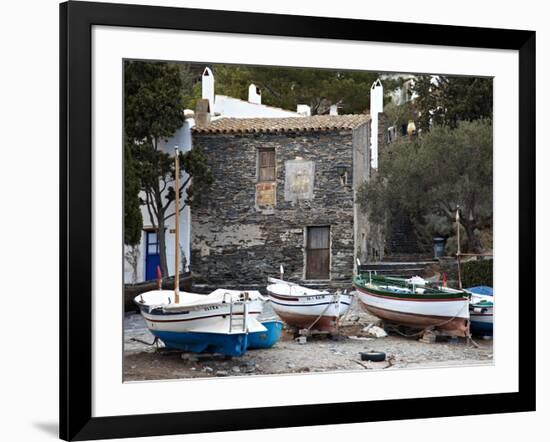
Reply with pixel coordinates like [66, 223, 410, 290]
[157, 216, 169, 278]
[462, 219, 481, 253]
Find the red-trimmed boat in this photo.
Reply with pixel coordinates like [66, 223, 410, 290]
[266, 277, 354, 332]
[353, 273, 470, 337]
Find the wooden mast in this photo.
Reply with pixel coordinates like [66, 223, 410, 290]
[456, 208, 462, 289]
[174, 146, 180, 304]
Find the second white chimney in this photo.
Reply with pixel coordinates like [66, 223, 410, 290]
[248, 84, 262, 104]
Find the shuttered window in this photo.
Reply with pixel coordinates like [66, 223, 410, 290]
[258, 149, 276, 182]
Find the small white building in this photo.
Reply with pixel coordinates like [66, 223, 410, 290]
[124, 67, 302, 284]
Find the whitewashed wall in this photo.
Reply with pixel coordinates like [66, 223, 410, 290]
[213, 95, 300, 118]
[124, 119, 194, 283]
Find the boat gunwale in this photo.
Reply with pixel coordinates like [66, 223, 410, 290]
[266, 287, 353, 301]
[353, 277, 469, 301]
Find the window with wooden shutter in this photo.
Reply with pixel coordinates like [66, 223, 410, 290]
[258, 149, 275, 182]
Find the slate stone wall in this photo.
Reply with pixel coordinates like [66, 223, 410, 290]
[191, 130, 359, 290]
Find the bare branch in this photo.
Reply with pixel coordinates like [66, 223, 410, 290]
[146, 189, 159, 219]
[144, 191, 157, 229]
[164, 203, 187, 221]
[179, 176, 191, 193]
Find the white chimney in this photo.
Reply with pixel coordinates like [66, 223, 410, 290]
[370, 79, 384, 170]
[202, 67, 215, 111]
[296, 104, 311, 116]
[248, 84, 262, 104]
[329, 104, 338, 116]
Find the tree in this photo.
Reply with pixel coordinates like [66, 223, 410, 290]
[411, 75, 492, 132]
[125, 60, 212, 277]
[383, 100, 415, 135]
[124, 140, 143, 284]
[124, 140, 143, 246]
[358, 120, 493, 253]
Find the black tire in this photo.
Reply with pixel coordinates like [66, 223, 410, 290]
[360, 351, 386, 362]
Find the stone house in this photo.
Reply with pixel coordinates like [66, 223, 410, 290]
[190, 114, 385, 290]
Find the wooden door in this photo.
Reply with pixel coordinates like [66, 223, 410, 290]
[306, 226, 330, 279]
[145, 230, 160, 281]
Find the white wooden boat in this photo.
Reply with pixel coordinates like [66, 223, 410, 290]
[266, 277, 353, 332]
[354, 273, 470, 337]
[133, 147, 273, 356]
[135, 289, 267, 355]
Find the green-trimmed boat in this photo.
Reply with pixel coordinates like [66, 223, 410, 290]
[353, 273, 470, 337]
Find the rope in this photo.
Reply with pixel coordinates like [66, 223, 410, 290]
[282, 280, 341, 334]
[384, 304, 470, 339]
[305, 294, 336, 332]
[336, 291, 355, 327]
[130, 336, 159, 347]
[466, 332, 481, 348]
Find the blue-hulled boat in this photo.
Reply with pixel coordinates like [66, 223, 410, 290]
[248, 319, 284, 349]
[134, 148, 272, 357]
[466, 286, 493, 337]
[135, 289, 268, 356]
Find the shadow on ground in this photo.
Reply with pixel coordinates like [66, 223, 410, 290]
[33, 421, 58, 438]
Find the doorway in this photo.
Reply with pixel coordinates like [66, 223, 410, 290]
[145, 230, 160, 281]
[305, 226, 330, 280]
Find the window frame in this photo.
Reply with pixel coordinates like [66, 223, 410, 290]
[257, 147, 276, 182]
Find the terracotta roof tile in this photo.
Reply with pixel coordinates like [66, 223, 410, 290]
[192, 114, 370, 134]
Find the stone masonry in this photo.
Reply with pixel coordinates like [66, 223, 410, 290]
[191, 124, 370, 290]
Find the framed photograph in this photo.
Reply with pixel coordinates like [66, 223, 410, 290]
[60, 1, 535, 440]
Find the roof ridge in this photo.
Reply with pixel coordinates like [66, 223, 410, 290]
[192, 113, 370, 135]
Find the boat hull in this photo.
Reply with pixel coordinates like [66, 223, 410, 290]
[469, 308, 493, 336]
[267, 290, 353, 332]
[135, 289, 266, 356]
[248, 320, 284, 349]
[139, 303, 262, 334]
[355, 286, 470, 337]
[151, 330, 249, 356]
[467, 287, 493, 337]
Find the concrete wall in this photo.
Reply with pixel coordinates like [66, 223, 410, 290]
[191, 130, 364, 289]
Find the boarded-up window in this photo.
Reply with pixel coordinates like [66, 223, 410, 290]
[258, 149, 276, 181]
[306, 226, 330, 280]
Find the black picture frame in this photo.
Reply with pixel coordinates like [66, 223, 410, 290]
[60, 1, 536, 440]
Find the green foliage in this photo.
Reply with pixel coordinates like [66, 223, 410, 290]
[411, 75, 493, 132]
[124, 60, 212, 276]
[358, 120, 493, 252]
[384, 100, 415, 133]
[462, 259, 493, 287]
[444, 227, 468, 256]
[186, 65, 402, 115]
[125, 61, 186, 143]
[124, 141, 143, 246]
[182, 146, 213, 207]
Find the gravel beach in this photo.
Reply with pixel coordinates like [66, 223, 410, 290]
[124, 300, 493, 381]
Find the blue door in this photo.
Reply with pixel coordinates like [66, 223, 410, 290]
[145, 230, 160, 281]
